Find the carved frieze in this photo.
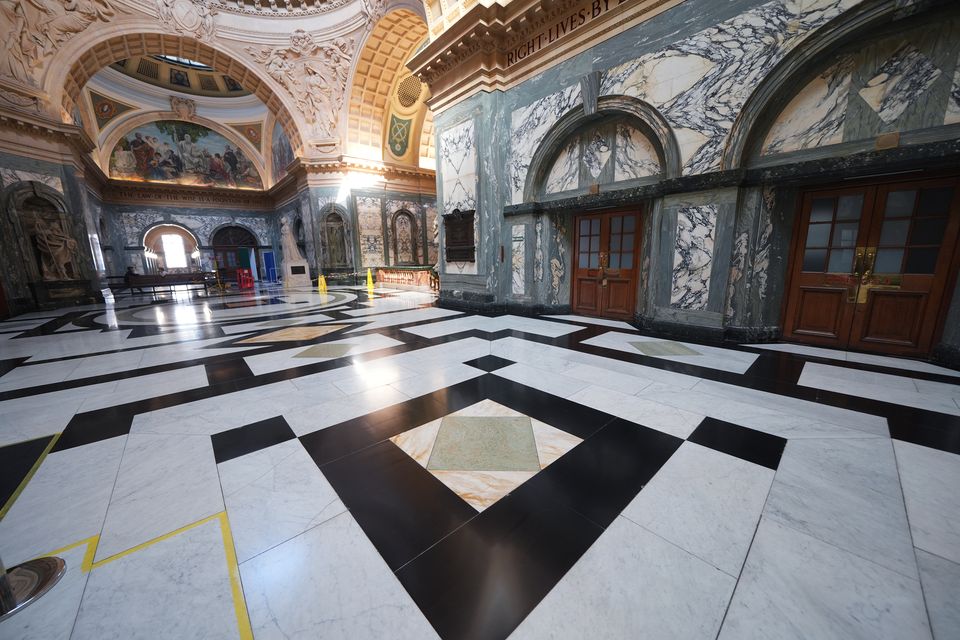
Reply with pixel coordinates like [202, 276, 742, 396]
[156, 0, 218, 41]
[169, 96, 197, 121]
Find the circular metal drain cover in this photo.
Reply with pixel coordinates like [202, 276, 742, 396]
[0, 557, 66, 622]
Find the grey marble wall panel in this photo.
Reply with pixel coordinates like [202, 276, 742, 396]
[670, 204, 717, 311]
[511, 223, 526, 297]
[947, 50, 960, 124]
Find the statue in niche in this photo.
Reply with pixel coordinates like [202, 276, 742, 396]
[280, 218, 305, 262]
[34, 217, 79, 281]
[325, 214, 347, 267]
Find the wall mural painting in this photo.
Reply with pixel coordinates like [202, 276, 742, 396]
[271, 121, 295, 181]
[109, 121, 264, 189]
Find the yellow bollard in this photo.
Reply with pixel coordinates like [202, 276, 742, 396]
[366, 268, 375, 295]
[318, 275, 327, 294]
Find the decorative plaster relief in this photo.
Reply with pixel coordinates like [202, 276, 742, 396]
[602, 0, 865, 175]
[762, 56, 855, 155]
[247, 31, 354, 138]
[0, 168, 63, 194]
[858, 43, 942, 124]
[156, 0, 217, 42]
[509, 83, 582, 204]
[670, 204, 717, 311]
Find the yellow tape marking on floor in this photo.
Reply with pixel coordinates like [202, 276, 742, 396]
[0, 432, 62, 520]
[38, 512, 253, 639]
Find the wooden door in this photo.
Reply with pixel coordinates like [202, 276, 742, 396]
[572, 211, 640, 320]
[783, 177, 960, 355]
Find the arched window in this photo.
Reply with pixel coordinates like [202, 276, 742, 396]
[323, 212, 349, 269]
[143, 224, 199, 272]
[392, 210, 417, 265]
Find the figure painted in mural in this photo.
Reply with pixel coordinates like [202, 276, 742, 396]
[110, 122, 263, 189]
[280, 218, 305, 262]
[34, 218, 79, 281]
[170, 68, 190, 88]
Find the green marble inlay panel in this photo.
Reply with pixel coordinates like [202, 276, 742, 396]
[427, 416, 539, 472]
[630, 341, 702, 357]
[293, 344, 354, 359]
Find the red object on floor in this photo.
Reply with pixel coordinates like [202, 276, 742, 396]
[237, 268, 254, 289]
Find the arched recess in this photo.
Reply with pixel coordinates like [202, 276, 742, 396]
[56, 32, 302, 153]
[346, 10, 430, 162]
[524, 96, 681, 203]
[143, 224, 201, 272]
[721, 1, 903, 170]
[98, 112, 267, 186]
[211, 225, 258, 282]
[391, 209, 418, 265]
[321, 208, 352, 270]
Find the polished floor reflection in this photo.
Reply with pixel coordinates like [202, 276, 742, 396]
[0, 285, 958, 639]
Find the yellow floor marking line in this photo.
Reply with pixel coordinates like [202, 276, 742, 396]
[0, 432, 62, 520]
[38, 512, 253, 639]
[218, 511, 254, 640]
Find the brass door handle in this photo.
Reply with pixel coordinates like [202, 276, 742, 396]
[853, 247, 865, 278]
[861, 247, 876, 284]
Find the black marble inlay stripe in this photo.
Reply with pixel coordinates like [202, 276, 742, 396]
[211, 416, 296, 464]
[462, 354, 515, 372]
[0, 435, 54, 513]
[395, 488, 603, 640]
[52, 407, 134, 453]
[15, 311, 89, 337]
[521, 418, 682, 528]
[319, 440, 477, 571]
[688, 417, 787, 470]
[205, 359, 254, 386]
[0, 357, 29, 378]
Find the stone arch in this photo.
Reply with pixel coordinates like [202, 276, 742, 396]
[345, 10, 430, 162]
[721, 1, 902, 170]
[390, 209, 418, 265]
[51, 31, 303, 152]
[99, 113, 267, 187]
[142, 223, 201, 271]
[211, 224, 259, 248]
[524, 95, 681, 203]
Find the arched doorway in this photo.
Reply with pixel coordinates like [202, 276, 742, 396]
[212, 226, 257, 282]
[392, 210, 418, 265]
[143, 224, 200, 273]
[323, 211, 350, 270]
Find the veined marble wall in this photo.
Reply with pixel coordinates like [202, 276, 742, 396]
[511, 224, 525, 296]
[510, 84, 582, 204]
[762, 18, 960, 157]
[0, 168, 63, 195]
[116, 210, 272, 247]
[357, 196, 385, 268]
[670, 205, 717, 311]
[439, 118, 479, 276]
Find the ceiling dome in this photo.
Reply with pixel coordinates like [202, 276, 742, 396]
[109, 56, 252, 98]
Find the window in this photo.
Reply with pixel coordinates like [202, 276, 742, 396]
[161, 234, 188, 268]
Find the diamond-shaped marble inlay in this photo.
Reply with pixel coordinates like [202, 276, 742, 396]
[390, 400, 582, 511]
[858, 43, 941, 124]
[293, 344, 354, 359]
[237, 325, 346, 343]
[630, 340, 702, 357]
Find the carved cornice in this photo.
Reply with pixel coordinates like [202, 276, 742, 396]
[408, 0, 684, 112]
[101, 180, 274, 210]
[299, 156, 436, 180]
[0, 102, 96, 155]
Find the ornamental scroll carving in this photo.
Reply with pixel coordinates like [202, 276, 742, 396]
[0, 0, 120, 88]
[156, 0, 217, 41]
[246, 30, 354, 139]
[169, 96, 197, 120]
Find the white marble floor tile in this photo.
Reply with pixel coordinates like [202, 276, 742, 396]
[915, 549, 960, 640]
[493, 362, 591, 398]
[72, 517, 241, 640]
[569, 385, 704, 439]
[389, 363, 484, 398]
[621, 442, 774, 576]
[330, 361, 419, 396]
[512, 516, 735, 639]
[764, 438, 918, 579]
[217, 439, 302, 497]
[241, 511, 438, 639]
[0, 359, 84, 391]
[78, 366, 210, 412]
[692, 379, 889, 435]
[0, 543, 90, 640]
[96, 433, 224, 560]
[243, 333, 402, 376]
[582, 331, 759, 373]
[404, 314, 583, 339]
[913, 377, 960, 399]
[0, 436, 126, 565]
[343, 307, 463, 333]
[283, 384, 411, 436]
[542, 314, 637, 330]
[799, 364, 960, 416]
[749, 343, 960, 377]
[718, 518, 930, 640]
[223, 444, 347, 563]
[894, 440, 960, 565]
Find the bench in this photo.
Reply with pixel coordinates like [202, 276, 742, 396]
[107, 272, 217, 293]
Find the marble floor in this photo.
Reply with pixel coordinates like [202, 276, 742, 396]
[0, 285, 958, 640]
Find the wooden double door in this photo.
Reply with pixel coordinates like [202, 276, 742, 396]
[572, 211, 641, 320]
[783, 176, 960, 356]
